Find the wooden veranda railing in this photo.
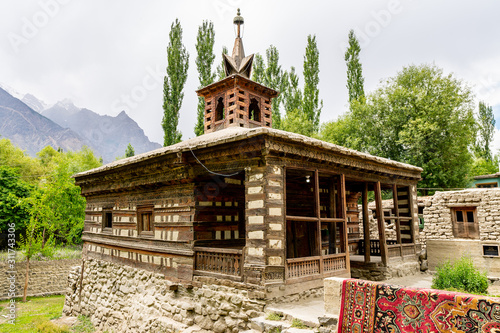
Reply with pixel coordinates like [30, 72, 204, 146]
[286, 254, 347, 279]
[388, 243, 421, 258]
[194, 247, 243, 279]
[358, 239, 397, 256]
[357, 240, 420, 258]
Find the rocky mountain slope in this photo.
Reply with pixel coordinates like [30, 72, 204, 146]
[42, 102, 161, 162]
[0, 87, 87, 157]
[0, 87, 161, 162]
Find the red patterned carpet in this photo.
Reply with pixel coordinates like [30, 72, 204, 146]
[338, 279, 500, 333]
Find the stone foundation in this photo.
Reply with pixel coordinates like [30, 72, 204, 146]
[64, 258, 266, 332]
[269, 286, 324, 304]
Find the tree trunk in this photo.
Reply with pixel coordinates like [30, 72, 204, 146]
[23, 256, 30, 302]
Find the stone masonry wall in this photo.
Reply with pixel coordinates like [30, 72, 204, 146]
[358, 202, 398, 243]
[420, 188, 500, 246]
[64, 258, 266, 333]
[0, 258, 81, 300]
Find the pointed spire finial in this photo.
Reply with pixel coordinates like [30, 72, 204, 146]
[223, 8, 253, 79]
[233, 8, 244, 38]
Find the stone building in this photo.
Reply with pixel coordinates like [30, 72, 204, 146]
[65, 10, 423, 331]
[421, 188, 500, 277]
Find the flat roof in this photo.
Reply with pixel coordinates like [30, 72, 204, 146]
[74, 126, 422, 178]
[474, 172, 500, 180]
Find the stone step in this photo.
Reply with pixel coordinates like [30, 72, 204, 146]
[249, 315, 327, 333]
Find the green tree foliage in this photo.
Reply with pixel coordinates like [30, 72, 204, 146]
[282, 66, 303, 114]
[322, 64, 476, 189]
[320, 112, 362, 149]
[0, 166, 32, 241]
[35, 146, 101, 245]
[125, 143, 135, 158]
[263, 45, 285, 129]
[20, 186, 56, 301]
[251, 53, 265, 84]
[162, 19, 189, 146]
[475, 101, 496, 160]
[0, 138, 44, 181]
[470, 156, 499, 178]
[0, 140, 101, 250]
[345, 29, 365, 104]
[280, 109, 314, 137]
[216, 46, 228, 81]
[303, 34, 323, 132]
[195, 21, 216, 137]
[40, 151, 95, 245]
[432, 255, 489, 294]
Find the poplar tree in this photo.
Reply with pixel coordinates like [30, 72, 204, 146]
[345, 29, 365, 104]
[263, 45, 284, 129]
[251, 53, 265, 84]
[282, 66, 302, 114]
[195, 21, 216, 136]
[162, 19, 189, 146]
[216, 46, 228, 81]
[303, 34, 323, 132]
[475, 101, 496, 160]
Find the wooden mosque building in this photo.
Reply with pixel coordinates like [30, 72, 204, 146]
[74, 11, 423, 298]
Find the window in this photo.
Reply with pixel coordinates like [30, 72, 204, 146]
[215, 97, 225, 121]
[102, 209, 113, 230]
[483, 244, 499, 256]
[476, 182, 498, 188]
[249, 98, 260, 122]
[452, 207, 478, 239]
[137, 206, 154, 236]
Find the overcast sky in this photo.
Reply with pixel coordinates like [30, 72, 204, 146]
[2, 0, 500, 150]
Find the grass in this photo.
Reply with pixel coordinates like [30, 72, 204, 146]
[71, 315, 94, 333]
[0, 295, 66, 333]
[0, 295, 95, 333]
[291, 318, 307, 329]
[0, 245, 82, 262]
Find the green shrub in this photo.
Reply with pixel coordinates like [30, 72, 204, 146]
[431, 255, 489, 294]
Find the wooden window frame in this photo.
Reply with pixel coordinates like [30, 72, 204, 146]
[451, 207, 478, 239]
[476, 182, 498, 188]
[102, 208, 113, 232]
[137, 206, 154, 237]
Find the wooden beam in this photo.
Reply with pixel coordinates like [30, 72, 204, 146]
[315, 170, 323, 272]
[408, 185, 416, 244]
[393, 184, 402, 245]
[374, 181, 388, 266]
[340, 174, 350, 273]
[362, 183, 371, 263]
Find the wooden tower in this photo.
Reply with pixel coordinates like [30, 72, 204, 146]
[197, 9, 279, 134]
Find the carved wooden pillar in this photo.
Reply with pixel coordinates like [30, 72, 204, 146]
[374, 181, 388, 266]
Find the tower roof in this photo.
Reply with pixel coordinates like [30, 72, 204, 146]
[223, 9, 254, 79]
